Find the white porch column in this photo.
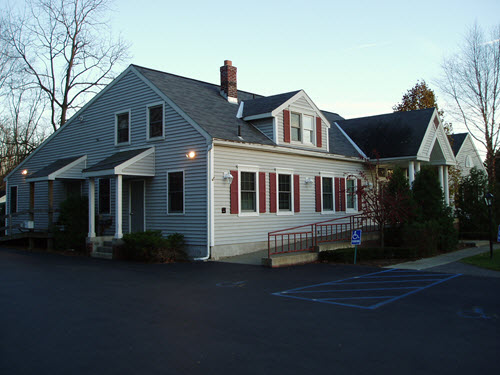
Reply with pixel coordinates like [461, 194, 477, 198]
[438, 165, 444, 193]
[88, 178, 96, 238]
[415, 162, 421, 174]
[443, 165, 450, 205]
[115, 174, 123, 239]
[408, 161, 415, 187]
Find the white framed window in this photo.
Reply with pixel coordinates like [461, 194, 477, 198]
[275, 168, 294, 215]
[290, 112, 315, 145]
[237, 165, 260, 217]
[291, 112, 301, 142]
[115, 110, 131, 145]
[346, 178, 358, 212]
[167, 170, 184, 214]
[147, 102, 164, 140]
[465, 155, 473, 168]
[321, 175, 334, 213]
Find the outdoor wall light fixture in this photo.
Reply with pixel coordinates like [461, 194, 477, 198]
[304, 177, 313, 184]
[223, 172, 234, 182]
[22, 169, 28, 175]
[186, 151, 196, 159]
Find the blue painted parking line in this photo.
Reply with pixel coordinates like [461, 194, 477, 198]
[273, 268, 461, 310]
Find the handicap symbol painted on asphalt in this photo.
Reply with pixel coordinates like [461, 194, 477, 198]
[457, 307, 494, 319]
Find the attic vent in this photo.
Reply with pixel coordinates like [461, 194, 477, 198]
[434, 116, 439, 128]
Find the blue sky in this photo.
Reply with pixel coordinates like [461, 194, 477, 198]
[2, 0, 499, 142]
[109, 0, 499, 127]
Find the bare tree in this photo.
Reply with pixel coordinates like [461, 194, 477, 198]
[439, 23, 500, 183]
[1, 0, 129, 131]
[0, 88, 47, 189]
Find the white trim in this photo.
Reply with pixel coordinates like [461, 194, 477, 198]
[26, 155, 87, 182]
[88, 178, 96, 238]
[116, 147, 155, 175]
[345, 177, 358, 213]
[243, 113, 273, 121]
[130, 66, 212, 143]
[236, 102, 244, 119]
[128, 179, 146, 233]
[237, 165, 260, 217]
[212, 139, 364, 163]
[5, 65, 138, 181]
[334, 122, 368, 159]
[209, 144, 215, 247]
[290, 112, 316, 146]
[114, 174, 123, 239]
[319, 173, 335, 214]
[115, 110, 132, 146]
[275, 168, 294, 216]
[166, 169, 185, 215]
[273, 117, 278, 144]
[146, 102, 165, 141]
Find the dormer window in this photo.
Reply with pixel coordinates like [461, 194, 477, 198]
[291, 112, 315, 144]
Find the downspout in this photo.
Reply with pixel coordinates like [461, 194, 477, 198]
[193, 141, 214, 261]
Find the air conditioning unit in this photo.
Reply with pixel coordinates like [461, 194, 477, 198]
[21, 220, 34, 229]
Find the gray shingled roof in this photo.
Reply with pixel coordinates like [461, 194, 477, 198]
[29, 155, 84, 179]
[242, 91, 300, 117]
[322, 111, 362, 158]
[84, 148, 150, 172]
[133, 65, 275, 145]
[336, 108, 436, 159]
[132, 65, 361, 158]
[449, 133, 467, 156]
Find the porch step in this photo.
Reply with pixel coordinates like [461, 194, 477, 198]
[97, 246, 113, 254]
[262, 252, 318, 268]
[103, 241, 113, 247]
[92, 251, 113, 260]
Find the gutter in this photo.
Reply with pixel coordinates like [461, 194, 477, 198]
[193, 141, 214, 261]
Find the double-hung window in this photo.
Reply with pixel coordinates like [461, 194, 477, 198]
[240, 172, 256, 212]
[346, 178, 357, 210]
[291, 113, 301, 142]
[168, 171, 184, 214]
[148, 104, 164, 139]
[322, 177, 334, 211]
[278, 174, 292, 211]
[116, 112, 130, 144]
[303, 115, 314, 144]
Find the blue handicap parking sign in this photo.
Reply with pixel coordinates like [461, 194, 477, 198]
[497, 225, 500, 242]
[351, 229, 362, 245]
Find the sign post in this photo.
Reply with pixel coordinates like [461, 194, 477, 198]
[351, 229, 362, 264]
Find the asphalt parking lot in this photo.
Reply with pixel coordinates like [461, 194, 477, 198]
[0, 247, 499, 375]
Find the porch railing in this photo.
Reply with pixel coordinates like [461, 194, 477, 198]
[268, 212, 377, 257]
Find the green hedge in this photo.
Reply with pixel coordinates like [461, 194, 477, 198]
[319, 247, 419, 263]
[116, 230, 187, 262]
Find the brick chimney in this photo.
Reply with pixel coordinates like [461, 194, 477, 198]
[220, 60, 238, 103]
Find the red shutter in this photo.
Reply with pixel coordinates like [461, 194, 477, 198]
[340, 178, 346, 211]
[294, 174, 300, 213]
[283, 110, 291, 143]
[259, 172, 266, 213]
[230, 170, 238, 214]
[269, 173, 277, 213]
[316, 117, 322, 148]
[357, 179, 363, 211]
[334, 177, 340, 211]
[315, 176, 322, 212]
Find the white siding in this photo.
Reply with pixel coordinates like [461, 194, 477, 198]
[456, 136, 485, 176]
[213, 144, 365, 252]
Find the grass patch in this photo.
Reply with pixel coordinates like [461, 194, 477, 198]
[460, 248, 500, 271]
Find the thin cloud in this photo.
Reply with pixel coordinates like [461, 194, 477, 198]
[482, 38, 500, 46]
[350, 42, 391, 50]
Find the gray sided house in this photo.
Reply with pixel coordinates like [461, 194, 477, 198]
[5, 60, 459, 259]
